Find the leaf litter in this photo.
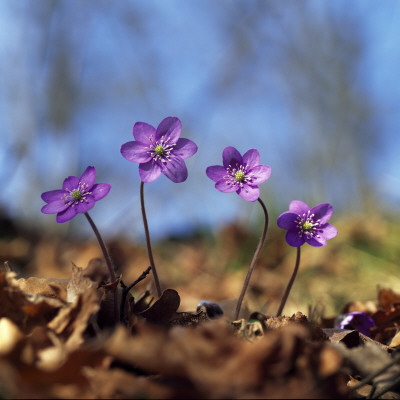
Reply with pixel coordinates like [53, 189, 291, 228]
[2, 223, 400, 399]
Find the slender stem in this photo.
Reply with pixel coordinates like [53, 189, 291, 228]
[234, 197, 269, 321]
[276, 246, 301, 317]
[84, 212, 116, 282]
[140, 181, 162, 298]
[84, 212, 119, 323]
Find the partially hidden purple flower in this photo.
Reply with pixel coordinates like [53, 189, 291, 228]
[41, 166, 111, 223]
[120, 116, 198, 183]
[206, 146, 271, 202]
[336, 312, 376, 337]
[277, 200, 337, 247]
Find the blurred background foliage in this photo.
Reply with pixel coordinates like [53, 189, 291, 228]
[1, 0, 400, 316]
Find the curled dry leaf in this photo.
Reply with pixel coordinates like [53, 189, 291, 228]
[15, 276, 68, 303]
[82, 257, 109, 284]
[48, 288, 100, 351]
[324, 328, 392, 352]
[67, 262, 101, 304]
[0, 318, 24, 356]
[136, 288, 210, 328]
[0, 270, 62, 333]
[138, 288, 181, 324]
[65, 260, 120, 330]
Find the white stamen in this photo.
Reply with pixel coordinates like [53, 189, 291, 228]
[224, 162, 254, 188]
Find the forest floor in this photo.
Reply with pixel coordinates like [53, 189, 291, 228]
[1, 213, 400, 398]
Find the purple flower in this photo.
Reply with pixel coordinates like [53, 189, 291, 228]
[206, 146, 271, 202]
[197, 300, 224, 319]
[277, 200, 337, 247]
[120, 116, 198, 183]
[41, 166, 111, 223]
[336, 312, 375, 337]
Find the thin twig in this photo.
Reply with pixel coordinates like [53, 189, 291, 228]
[120, 266, 152, 322]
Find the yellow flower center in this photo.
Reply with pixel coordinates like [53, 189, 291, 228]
[235, 171, 245, 181]
[155, 145, 164, 156]
[71, 189, 82, 201]
[302, 221, 313, 231]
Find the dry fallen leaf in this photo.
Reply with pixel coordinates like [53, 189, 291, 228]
[389, 330, 400, 349]
[2, 229, 400, 399]
[48, 288, 100, 351]
[0, 318, 24, 355]
[102, 318, 348, 399]
[138, 288, 181, 324]
[0, 270, 62, 333]
[67, 262, 100, 304]
[334, 341, 400, 396]
[378, 288, 400, 311]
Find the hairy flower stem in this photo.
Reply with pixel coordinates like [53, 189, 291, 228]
[276, 246, 301, 317]
[84, 212, 119, 324]
[234, 198, 269, 321]
[140, 181, 162, 298]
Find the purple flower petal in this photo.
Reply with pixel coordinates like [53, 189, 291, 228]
[206, 165, 226, 182]
[41, 200, 69, 214]
[319, 223, 338, 241]
[286, 230, 305, 247]
[155, 117, 181, 144]
[277, 211, 298, 230]
[139, 160, 162, 183]
[132, 121, 156, 143]
[307, 236, 327, 247]
[248, 165, 271, 184]
[62, 175, 79, 191]
[222, 146, 242, 169]
[174, 138, 198, 159]
[91, 183, 111, 201]
[310, 203, 333, 224]
[215, 179, 237, 193]
[237, 184, 260, 202]
[242, 149, 260, 169]
[289, 200, 310, 216]
[75, 197, 95, 213]
[80, 166, 96, 189]
[41, 190, 65, 203]
[162, 156, 188, 183]
[121, 141, 152, 163]
[337, 312, 375, 337]
[56, 206, 77, 223]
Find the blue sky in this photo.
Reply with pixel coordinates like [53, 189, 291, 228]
[1, 0, 400, 241]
